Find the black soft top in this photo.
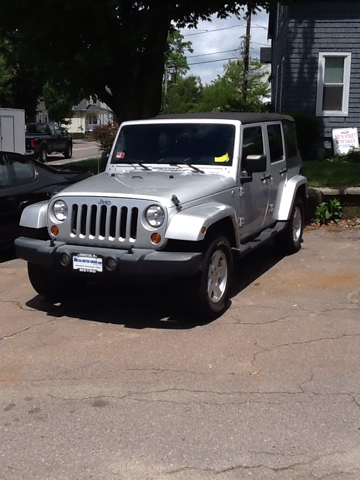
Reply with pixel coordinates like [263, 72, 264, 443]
[154, 112, 294, 124]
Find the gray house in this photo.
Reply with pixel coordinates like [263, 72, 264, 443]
[269, 1, 360, 152]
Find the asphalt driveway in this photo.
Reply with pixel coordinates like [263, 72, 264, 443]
[1, 228, 360, 480]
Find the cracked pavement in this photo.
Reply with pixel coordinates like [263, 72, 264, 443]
[0, 229, 360, 479]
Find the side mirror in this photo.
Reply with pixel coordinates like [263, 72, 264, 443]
[243, 154, 267, 173]
[101, 151, 110, 170]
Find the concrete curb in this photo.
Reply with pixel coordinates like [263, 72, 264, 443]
[308, 187, 360, 218]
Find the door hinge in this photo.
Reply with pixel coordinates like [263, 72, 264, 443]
[238, 217, 245, 227]
[239, 186, 244, 196]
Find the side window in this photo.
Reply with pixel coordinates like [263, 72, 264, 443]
[267, 124, 284, 163]
[284, 121, 298, 158]
[0, 156, 11, 188]
[9, 156, 36, 185]
[54, 125, 63, 136]
[241, 126, 264, 163]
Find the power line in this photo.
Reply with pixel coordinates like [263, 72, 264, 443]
[186, 42, 269, 61]
[188, 56, 239, 66]
[183, 24, 245, 36]
[183, 23, 268, 37]
[187, 48, 240, 59]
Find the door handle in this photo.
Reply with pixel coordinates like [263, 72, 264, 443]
[279, 168, 288, 175]
[261, 174, 271, 182]
[5, 196, 17, 205]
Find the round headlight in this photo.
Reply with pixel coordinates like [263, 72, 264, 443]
[145, 205, 165, 227]
[53, 200, 68, 221]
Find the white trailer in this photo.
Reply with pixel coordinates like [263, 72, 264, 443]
[0, 108, 26, 154]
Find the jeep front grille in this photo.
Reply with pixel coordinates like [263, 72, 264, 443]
[70, 203, 139, 242]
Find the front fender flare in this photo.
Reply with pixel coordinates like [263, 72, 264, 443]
[165, 202, 238, 244]
[19, 201, 49, 229]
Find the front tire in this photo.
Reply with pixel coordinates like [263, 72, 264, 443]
[63, 142, 73, 159]
[39, 145, 48, 163]
[196, 235, 233, 320]
[28, 263, 78, 300]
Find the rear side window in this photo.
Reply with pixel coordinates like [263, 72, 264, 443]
[241, 126, 264, 162]
[284, 120, 299, 159]
[9, 156, 36, 185]
[0, 156, 11, 188]
[267, 124, 284, 163]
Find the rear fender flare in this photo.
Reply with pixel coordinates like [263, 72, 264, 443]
[276, 176, 308, 221]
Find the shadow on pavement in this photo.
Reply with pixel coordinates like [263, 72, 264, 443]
[0, 247, 17, 263]
[26, 241, 285, 330]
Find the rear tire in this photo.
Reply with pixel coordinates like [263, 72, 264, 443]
[28, 263, 78, 300]
[276, 198, 304, 254]
[195, 235, 233, 320]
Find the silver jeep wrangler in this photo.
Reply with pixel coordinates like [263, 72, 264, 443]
[15, 112, 308, 319]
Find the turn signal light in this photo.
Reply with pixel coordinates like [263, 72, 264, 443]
[51, 225, 59, 236]
[151, 233, 162, 244]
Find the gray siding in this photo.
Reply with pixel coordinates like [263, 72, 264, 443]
[271, 1, 360, 139]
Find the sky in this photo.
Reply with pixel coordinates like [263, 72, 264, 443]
[180, 8, 270, 85]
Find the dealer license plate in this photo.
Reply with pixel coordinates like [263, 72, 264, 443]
[73, 254, 103, 273]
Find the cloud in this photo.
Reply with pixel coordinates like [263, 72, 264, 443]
[180, 9, 270, 85]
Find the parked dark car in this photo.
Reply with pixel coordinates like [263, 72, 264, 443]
[0, 151, 92, 250]
[25, 122, 73, 162]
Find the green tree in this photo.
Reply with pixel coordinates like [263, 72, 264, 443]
[0, 38, 43, 120]
[0, 0, 277, 122]
[164, 29, 194, 86]
[0, 54, 12, 104]
[199, 58, 270, 112]
[42, 81, 82, 125]
[163, 76, 203, 114]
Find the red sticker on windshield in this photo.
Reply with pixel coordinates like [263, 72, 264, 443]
[116, 152, 125, 158]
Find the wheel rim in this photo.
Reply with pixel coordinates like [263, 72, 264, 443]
[292, 206, 302, 243]
[207, 249, 228, 304]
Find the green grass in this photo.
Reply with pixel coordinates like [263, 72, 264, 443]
[70, 157, 103, 175]
[72, 157, 360, 188]
[303, 161, 360, 188]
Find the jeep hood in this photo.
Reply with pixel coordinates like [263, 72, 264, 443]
[55, 170, 236, 207]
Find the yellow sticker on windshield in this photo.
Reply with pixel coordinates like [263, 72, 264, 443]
[215, 153, 230, 163]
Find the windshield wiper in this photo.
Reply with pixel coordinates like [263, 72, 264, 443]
[115, 160, 151, 171]
[158, 157, 204, 174]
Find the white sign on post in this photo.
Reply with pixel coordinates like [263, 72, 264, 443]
[332, 128, 359, 155]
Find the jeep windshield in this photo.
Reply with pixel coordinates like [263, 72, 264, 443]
[111, 123, 235, 167]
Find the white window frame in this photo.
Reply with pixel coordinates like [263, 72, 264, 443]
[316, 52, 351, 117]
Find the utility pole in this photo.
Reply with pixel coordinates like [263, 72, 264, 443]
[242, 3, 252, 104]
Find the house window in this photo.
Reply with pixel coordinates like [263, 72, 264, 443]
[316, 53, 351, 116]
[276, 4, 285, 37]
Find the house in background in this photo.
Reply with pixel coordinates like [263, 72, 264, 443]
[269, 1, 360, 153]
[36, 97, 113, 134]
[66, 98, 113, 134]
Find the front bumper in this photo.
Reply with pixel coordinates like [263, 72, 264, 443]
[15, 237, 202, 278]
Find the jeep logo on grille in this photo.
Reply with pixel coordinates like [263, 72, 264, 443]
[98, 199, 112, 206]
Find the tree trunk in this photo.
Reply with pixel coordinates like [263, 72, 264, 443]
[100, 15, 172, 124]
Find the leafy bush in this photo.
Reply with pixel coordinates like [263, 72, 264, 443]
[343, 148, 360, 164]
[315, 198, 343, 225]
[90, 123, 118, 151]
[286, 112, 320, 161]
